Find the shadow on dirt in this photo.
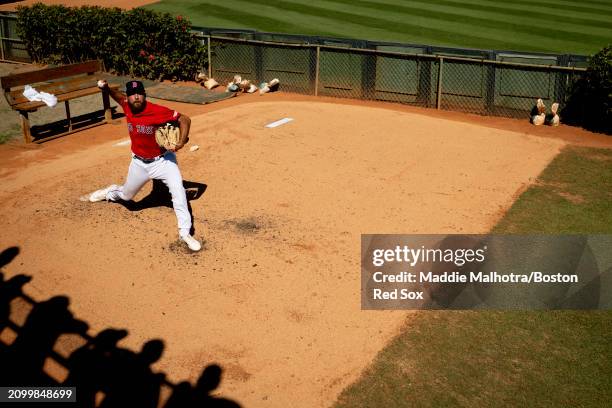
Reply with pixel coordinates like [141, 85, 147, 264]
[118, 179, 207, 212]
[30, 108, 125, 142]
[117, 179, 206, 237]
[0, 246, 240, 408]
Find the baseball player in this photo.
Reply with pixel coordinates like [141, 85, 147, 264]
[89, 80, 201, 252]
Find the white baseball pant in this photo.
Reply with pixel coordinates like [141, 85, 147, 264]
[106, 152, 191, 237]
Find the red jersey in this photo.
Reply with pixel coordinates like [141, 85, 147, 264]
[120, 98, 180, 158]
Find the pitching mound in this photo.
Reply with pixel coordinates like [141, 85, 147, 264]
[0, 100, 565, 407]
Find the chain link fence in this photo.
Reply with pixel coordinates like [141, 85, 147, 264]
[207, 38, 318, 95]
[204, 35, 586, 119]
[0, 11, 587, 120]
[0, 14, 30, 63]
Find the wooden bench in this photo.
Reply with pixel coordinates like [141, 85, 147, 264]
[0, 60, 119, 143]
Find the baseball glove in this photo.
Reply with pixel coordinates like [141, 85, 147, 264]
[155, 123, 181, 150]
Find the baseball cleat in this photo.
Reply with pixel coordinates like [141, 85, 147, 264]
[181, 234, 202, 252]
[551, 102, 559, 115]
[204, 78, 218, 90]
[89, 184, 119, 202]
[550, 115, 560, 126]
[239, 79, 251, 91]
[532, 114, 545, 126]
[537, 98, 546, 114]
[259, 83, 270, 95]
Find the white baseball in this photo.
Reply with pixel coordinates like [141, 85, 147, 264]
[97, 80, 106, 89]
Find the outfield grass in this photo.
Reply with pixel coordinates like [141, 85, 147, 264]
[335, 311, 612, 408]
[334, 146, 612, 407]
[493, 147, 612, 234]
[145, 0, 612, 55]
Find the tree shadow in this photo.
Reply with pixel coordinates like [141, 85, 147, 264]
[0, 247, 30, 333]
[165, 365, 240, 408]
[0, 246, 241, 408]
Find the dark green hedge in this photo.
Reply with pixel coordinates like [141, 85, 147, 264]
[16, 4, 207, 81]
[562, 44, 611, 135]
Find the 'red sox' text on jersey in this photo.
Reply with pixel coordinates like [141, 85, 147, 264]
[120, 98, 180, 158]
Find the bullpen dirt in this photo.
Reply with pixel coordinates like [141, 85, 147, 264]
[3, 88, 602, 407]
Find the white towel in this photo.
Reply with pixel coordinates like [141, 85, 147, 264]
[23, 85, 58, 107]
[40, 91, 57, 107]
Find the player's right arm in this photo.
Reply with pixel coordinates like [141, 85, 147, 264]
[97, 79, 125, 104]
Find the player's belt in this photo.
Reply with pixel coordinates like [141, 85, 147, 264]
[133, 154, 161, 164]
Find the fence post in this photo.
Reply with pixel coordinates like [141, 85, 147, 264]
[0, 17, 5, 61]
[417, 56, 432, 107]
[436, 57, 443, 109]
[485, 52, 496, 115]
[314, 45, 320, 96]
[361, 50, 376, 100]
[207, 35, 212, 79]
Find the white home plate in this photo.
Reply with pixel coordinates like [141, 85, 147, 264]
[265, 117, 293, 128]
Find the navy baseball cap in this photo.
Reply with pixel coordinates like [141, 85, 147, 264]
[126, 80, 146, 96]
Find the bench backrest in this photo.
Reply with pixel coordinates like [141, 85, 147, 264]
[0, 60, 102, 92]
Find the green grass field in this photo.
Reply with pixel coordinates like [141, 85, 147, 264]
[145, 0, 612, 55]
[335, 146, 612, 407]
